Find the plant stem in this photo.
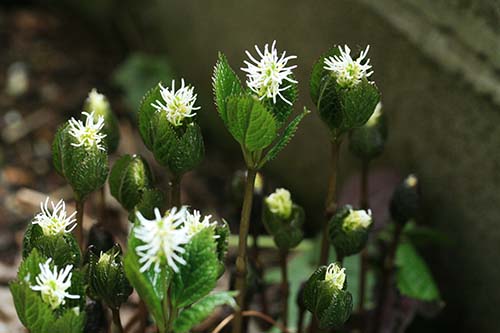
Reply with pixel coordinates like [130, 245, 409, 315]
[111, 308, 124, 333]
[232, 169, 257, 333]
[170, 175, 182, 208]
[279, 250, 289, 330]
[372, 223, 403, 333]
[358, 159, 370, 312]
[319, 139, 341, 265]
[214, 310, 291, 333]
[75, 200, 85, 251]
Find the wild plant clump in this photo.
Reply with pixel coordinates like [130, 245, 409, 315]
[10, 41, 442, 333]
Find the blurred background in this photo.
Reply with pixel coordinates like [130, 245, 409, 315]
[1, 0, 499, 332]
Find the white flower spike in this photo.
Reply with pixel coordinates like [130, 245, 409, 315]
[344, 209, 372, 230]
[30, 258, 79, 310]
[324, 45, 373, 88]
[32, 197, 77, 236]
[265, 188, 293, 219]
[86, 88, 109, 112]
[151, 79, 200, 127]
[183, 209, 218, 239]
[325, 263, 346, 290]
[134, 207, 189, 273]
[241, 40, 297, 105]
[68, 111, 107, 151]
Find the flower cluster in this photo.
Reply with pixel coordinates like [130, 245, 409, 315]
[324, 45, 373, 88]
[32, 197, 77, 236]
[134, 206, 217, 273]
[343, 208, 372, 231]
[241, 40, 297, 105]
[68, 111, 107, 151]
[151, 79, 200, 127]
[265, 188, 293, 219]
[325, 263, 346, 290]
[30, 258, 79, 310]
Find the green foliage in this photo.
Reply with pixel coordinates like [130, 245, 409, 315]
[52, 123, 109, 201]
[23, 224, 81, 267]
[109, 154, 154, 211]
[214, 220, 230, 277]
[171, 228, 220, 308]
[349, 104, 387, 161]
[138, 85, 204, 175]
[173, 291, 237, 333]
[225, 95, 277, 152]
[263, 203, 304, 250]
[113, 53, 174, 110]
[303, 265, 353, 329]
[263, 76, 298, 127]
[131, 187, 166, 221]
[395, 241, 441, 301]
[328, 205, 371, 258]
[124, 229, 169, 329]
[212, 52, 243, 123]
[310, 46, 380, 139]
[87, 245, 132, 309]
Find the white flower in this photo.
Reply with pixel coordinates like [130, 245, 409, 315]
[241, 40, 297, 105]
[343, 209, 372, 231]
[30, 258, 79, 310]
[325, 263, 346, 290]
[32, 197, 77, 236]
[151, 79, 200, 127]
[366, 102, 382, 127]
[265, 188, 293, 219]
[86, 88, 109, 112]
[324, 45, 373, 88]
[68, 111, 106, 151]
[134, 207, 189, 273]
[183, 210, 217, 239]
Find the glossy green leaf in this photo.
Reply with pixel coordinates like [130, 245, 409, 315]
[131, 187, 166, 221]
[212, 52, 243, 123]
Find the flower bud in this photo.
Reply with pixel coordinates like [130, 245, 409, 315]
[84, 89, 120, 153]
[262, 188, 304, 250]
[138, 82, 204, 176]
[349, 102, 387, 160]
[390, 174, 419, 224]
[329, 205, 372, 258]
[87, 245, 132, 310]
[303, 263, 353, 329]
[109, 154, 154, 211]
[52, 114, 109, 201]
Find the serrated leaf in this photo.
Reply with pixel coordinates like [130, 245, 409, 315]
[18, 248, 44, 284]
[212, 52, 243, 123]
[310, 47, 341, 105]
[131, 187, 166, 221]
[109, 154, 153, 211]
[226, 95, 277, 152]
[261, 107, 309, 166]
[138, 84, 162, 150]
[50, 308, 86, 333]
[173, 291, 237, 333]
[340, 79, 380, 129]
[124, 230, 169, 328]
[171, 228, 219, 308]
[263, 77, 298, 127]
[395, 241, 441, 301]
[10, 282, 53, 331]
[170, 123, 205, 175]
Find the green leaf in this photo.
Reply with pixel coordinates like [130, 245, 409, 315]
[263, 204, 305, 250]
[340, 79, 380, 129]
[173, 291, 237, 333]
[169, 123, 205, 175]
[109, 154, 153, 211]
[171, 228, 219, 308]
[395, 241, 441, 301]
[261, 107, 309, 166]
[131, 187, 166, 221]
[263, 77, 298, 127]
[50, 308, 86, 333]
[310, 47, 341, 105]
[124, 229, 168, 328]
[226, 95, 277, 152]
[212, 52, 243, 123]
[214, 221, 230, 277]
[138, 84, 162, 150]
[18, 248, 44, 284]
[10, 282, 53, 331]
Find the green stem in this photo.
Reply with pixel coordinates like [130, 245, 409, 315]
[75, 200, 85, 251]
[232, 169, 257, 333]
[111, 308, 124, 333]
[279, 250, 289, 330]
[358, 159, 370, 312]
[319, 139, 341, 265]
[170, 175, 182, 208]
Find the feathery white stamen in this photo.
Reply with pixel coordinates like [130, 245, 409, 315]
[241, 40, 297, 105]
[30, 258, 79, 310]
[68, 111, 106, 150]
[134, 207, 189, 273]
[183, 210, 218, 239]
[32, 197, 77, 236]
[151, 79, 200, 127]
[325, 263, 346, 290]
[324, 45, 373, 88]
